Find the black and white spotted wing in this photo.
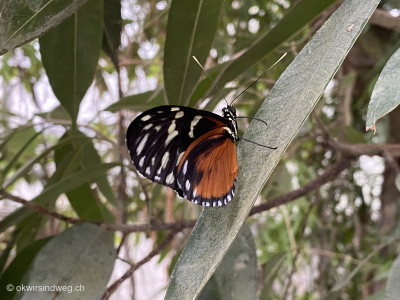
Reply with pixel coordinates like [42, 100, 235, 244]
[126, 105, 229, 194]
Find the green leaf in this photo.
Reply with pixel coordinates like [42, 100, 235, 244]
[366, 46, 400, 132]
[104, 87, 165, 112]
[3, 135, 87, 189]
[198, 223, 257, 300]
[55, 132, 115, 221]
[0, 0, 91, 55]
[39, 0, 104, 127]
[165, 1, 379, 299]
[0, 162, 118, 232]
[102, 0, 122, 69]
[15, 223, 115, 300]
[386, 255, 400, 300]
[0, 237, 52, 300]
[0, 233, 18, 275]
[325, 242, 388, 298]
[259, 252, 288, 299]
[163, 0, 224, 105]
[206, 0, 338, 98]
[35, 105, 72, 123]
[1, 130, 41, 185]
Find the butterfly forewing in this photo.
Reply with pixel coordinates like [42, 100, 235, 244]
[126, 106, 229, 195]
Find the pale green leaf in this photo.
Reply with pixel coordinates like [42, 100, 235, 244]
[165, 1, 380, 299]
[366, 46, 400, 132]
[385, 255, 400, 300]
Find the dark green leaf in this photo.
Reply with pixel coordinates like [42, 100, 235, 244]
[164, 0, 224, 105]
[104, 87, 165, 112]
[39, 0, 104, 127]
[165, 1, 379, 299]
[102, 0, 122, 69]
[0, 0, 90, 55]
[0, 237, 52, 300]
[259, 252, 288, 299]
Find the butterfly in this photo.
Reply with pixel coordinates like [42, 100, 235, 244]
[126, 54, 284, 207]
[126, 104, 276, 207]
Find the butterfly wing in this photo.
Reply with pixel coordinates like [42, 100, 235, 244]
[126, 106, 228, 194]
[176, 127, 238, 207]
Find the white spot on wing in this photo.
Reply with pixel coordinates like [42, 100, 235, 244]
[143, 123, 153, 130]
[171, 107, 180, 111]
[218, 200, 222, 206]
[189, 116, 202, 138]
[151, 157, 155, 165]
[136, 134, 149, 155]
[183, 161, 188, 174]
[175, 111, 184, 119]
[141, 115, 151, 121]
[161, 152, 169, 169]
[227, 194, 232, 201]
[176, 151, 185, 166]
[155, 125, 161, 131]
[193, 188, 197, 197]
[165, 130, 178, 145]
[155, 176, 161, 181]
[145, 167, 151, 175]
[168, 121, 176, 133]
[139, 156, 145, 167]
[166, 173, 174, 184]
[185, 180, 190, 190]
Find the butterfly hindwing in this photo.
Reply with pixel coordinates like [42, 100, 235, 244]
[126, 106, 227, 192]
[176, 127, 238, 207]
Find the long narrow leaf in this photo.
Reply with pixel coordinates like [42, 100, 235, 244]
[163, 0, 224, 105]
[165, 1, 380, 299]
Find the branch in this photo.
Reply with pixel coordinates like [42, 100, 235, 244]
[250, 158, 353, 215]
[101, 229, 178, 300]
[370, 8, 400, 33]
[326, 139, 400, 157]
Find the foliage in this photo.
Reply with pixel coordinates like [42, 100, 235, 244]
[1, 0, 400, 299]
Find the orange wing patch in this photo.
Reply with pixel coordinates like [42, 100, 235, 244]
[176, 127, 238, 206]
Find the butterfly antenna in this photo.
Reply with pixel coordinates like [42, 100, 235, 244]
[192, 56, 229, 106]
[239, 137, 277, 150]
[236, 116, 268, 127]
[230, 52, 287, 106]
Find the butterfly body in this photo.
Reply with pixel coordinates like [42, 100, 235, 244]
[126, 105, 239, 207]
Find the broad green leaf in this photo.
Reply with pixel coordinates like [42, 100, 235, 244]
[198, 223, 257, 300]
[16, 223, 115, 300]
[259, 252, 288, 299]
[0, 237, 52, 300]
[165, 1, 379, 299]
[205, 0, 339, 99]
[104, 87, 165, 112]
[15, 214, 45, 254]
[102, 0, 122, 69]
[163, 0, 224, 105]
[386, 255, 400, 300]
[0, 0, 90, 55]
[366, 46, 400, 132]
[39, 0, 104, 127]
[0, 162, 118, 232]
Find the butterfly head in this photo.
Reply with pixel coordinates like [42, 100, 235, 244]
[222, 105, 237, 120]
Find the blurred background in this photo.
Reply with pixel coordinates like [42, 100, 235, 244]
[1, 0, 400, 299]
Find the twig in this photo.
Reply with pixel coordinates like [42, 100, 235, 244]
[250, 158, 353, 215]
[101, 229, 178, 300]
